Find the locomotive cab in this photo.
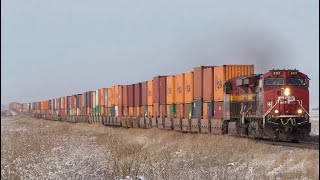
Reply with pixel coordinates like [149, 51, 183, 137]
[262, 69, 311, 141]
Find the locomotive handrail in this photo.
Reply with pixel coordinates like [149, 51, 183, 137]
[297, 100, 310, 116]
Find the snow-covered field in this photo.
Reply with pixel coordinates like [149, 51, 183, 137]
[310, 110, 319, 135]
[1, 115, 319, 179]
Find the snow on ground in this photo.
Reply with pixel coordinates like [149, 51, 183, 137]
[310, 110, 319, 135]
[1, 115, 319, 179]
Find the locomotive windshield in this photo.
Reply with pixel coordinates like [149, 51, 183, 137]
[264, 78, 285, 85]
[287, 78, 305, 85]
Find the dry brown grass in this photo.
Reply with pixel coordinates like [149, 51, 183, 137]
[1, 115, 319, 179]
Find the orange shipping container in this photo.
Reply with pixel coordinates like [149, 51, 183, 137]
[107, 88, 114, 107]
[175, 73, 185, 104]
[147, 105, 153, 117]
[147, 80, 153, 106]
[114, 85, 120, 105]
[184, 72, 194, 103]
[100, 88, 106, 106]
[166, 76, 176, 104]
[214, 65, 254, 101]
[134, 106, 142, 117]
[129, 107, 134, 116]
[119, 86, 123, 106]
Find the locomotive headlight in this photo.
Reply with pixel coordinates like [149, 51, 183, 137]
[297, 109, 303, 114]
[274, 109, 279, 114]
[284, 88, 290, 96]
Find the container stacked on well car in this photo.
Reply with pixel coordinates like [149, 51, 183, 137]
[24, 64, 311, 142]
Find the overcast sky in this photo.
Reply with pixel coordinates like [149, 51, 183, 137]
[1, 0, 319, 107]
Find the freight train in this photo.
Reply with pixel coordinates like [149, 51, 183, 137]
[19, 65, 311, 142]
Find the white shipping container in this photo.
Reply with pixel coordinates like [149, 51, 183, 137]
[93, 91, 96, 108]
[95, 90, 99, 107]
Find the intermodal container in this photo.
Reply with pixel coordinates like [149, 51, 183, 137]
[97, 89, 101, 106]
[184, 103, 194, 119]
[123, 85, 128, 106]
[115, 106, 119, 117]
[214, 65, 254, 101]
[142, 105, 147, 117]
[134, 83, 142, 107]
[78, 94, 84, 108]
[184, 72, 194, 103]
[166, 104, 176, 118]
[203, 67, 214, 102]
[159, 76, 167, 105]
[141, 81, 148, 106]
[99, 88, 105, 107]
[213, 101, 224, 119]
[61, 97, 65, 109]
[129, 107, 134, 116]
[83, 92, 87, 108]
[93, 91, 96, 108]
[153, 76, 166, 103]
[97, 106, 101, 115]
[175, 73, 185, 104]
[153, 76, 160, 103]
[123, 106, 128, 117]
[108, 88, 113, 107]
[154, 102, 160, 117]
[118, 86, 123, 106]
[118, 106, 123, 117]
[88, 92, 93, 108]
[73, 95, 77, 108]
[95, 90, 99, 107]
[193, 99, 202, 119]
[176, 104, 184, 119]
[147, 105, 153, 117]
[160, 104, 166, 118]
[128, 84, 134, 107]
[114, 85, 121, 105]
[166, 76, 175, 104]
[67, 97, 71, 109]
[134, 106, 142, 117]
[104, 88, 108, 107]
[147, 80, 153, 105]
[194, 66, 214, 100]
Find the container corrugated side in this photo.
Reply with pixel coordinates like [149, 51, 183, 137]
[166, 76, 175, 104]
[147, 80, 153, 105]
[159, 76, 167, 105]
[184, 72, 194, 103]
[122, 85, 128, 106]
[175, 73, 185, 104]
[128, 84, 135, 107]
[141, 81, 148, 106]
[203, 67, 214, 102]
[194, 66, 214, 100]
[213, 65, 254, 101]
[134, 83, 142, 107]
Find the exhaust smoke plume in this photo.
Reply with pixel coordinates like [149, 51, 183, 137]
[179, 26, 292, 74]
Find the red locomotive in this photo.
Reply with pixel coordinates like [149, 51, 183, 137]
[224, 69, 311, 142]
